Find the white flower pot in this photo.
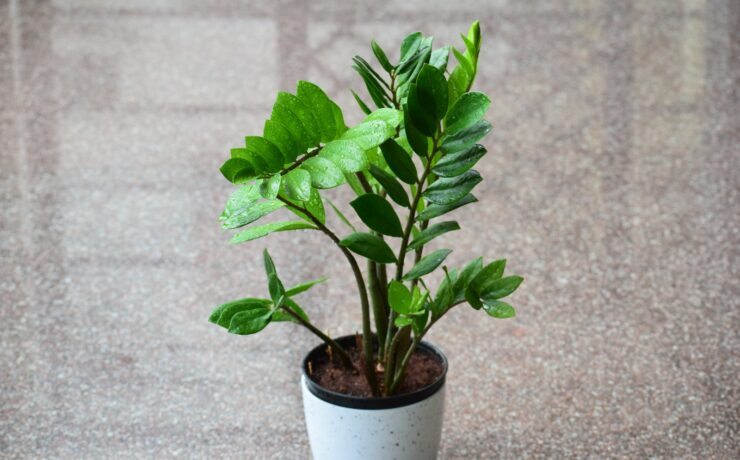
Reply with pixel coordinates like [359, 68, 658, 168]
[301, 337, 448, 460]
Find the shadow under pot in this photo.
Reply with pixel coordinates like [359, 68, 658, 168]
[301, 335, 448, 460]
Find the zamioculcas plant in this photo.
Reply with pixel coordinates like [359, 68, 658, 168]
[209, 21, 523, 459]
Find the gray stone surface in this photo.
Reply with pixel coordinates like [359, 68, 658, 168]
[1, 0, 738, 458]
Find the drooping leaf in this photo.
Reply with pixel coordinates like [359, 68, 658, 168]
[259, 174, 282, 199]
[388, 280, 412, 314]
[402, 249, 453, 281]
[371, 40, 394, 72]
[264, 119, 299, 163]
[340, 119, 395, 151]
[230, 221, 316, 244]
[321, 140, 369, 173]
[228, 307, 272, 335]
[339, 232, 397, 264]
[416, 193, 477, 221]
[369, 165, 410, 207]
[432, 144, 486, 177]
[283, 168, 312, 201]
[380, 138, 418, 184]
[350, 193, 404, 237]
[424, 170, 482, 205]
[209, 298, 272, 328]
[406, 221, 460, 251]
[301, 157, 345, 189]
[244, 136, 284, 172]
[286, 277, 328, 297]
[441, 120, 492, 154]
[276, 92, 321, 147]
[296, 80, 337, 143]
[483, 300, 516, 319]
[480, 275, 524, 301]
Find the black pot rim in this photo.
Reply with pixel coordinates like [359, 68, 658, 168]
[301, 334, 448, 410]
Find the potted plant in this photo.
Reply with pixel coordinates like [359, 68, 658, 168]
[208, 21, 523, 460]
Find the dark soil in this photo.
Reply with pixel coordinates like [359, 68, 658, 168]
[307, 344, 444, 398]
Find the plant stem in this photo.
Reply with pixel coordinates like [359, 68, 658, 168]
[367, 260, 388, 356]
[276, 195, 380, 396]
[280, 305, 353, 369]
[280, 147, 321, 175]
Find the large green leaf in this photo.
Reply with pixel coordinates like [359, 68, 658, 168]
[445, 92, 490, 135]
[416, 193, 477, 221]
[424, 170, 482, 205]
[480, 275, 523, 301]
[264, 119, 299, 163]
[301, 157, 345, 189]
[228, 307, 272, 335]
[209, 298, 272, 328]
[483, 300, 516, 319]
[369, 165, 410, 207]
[245, 136, 284, 172]
[407, 82, 437, 137]
[441, 120, 492, 154]
[320, 140, 369, 173]
[230, 221, 316, 244]
[340, 120, 395, 151]
[296, 80, 337, 143]
[388, 280, 412, 314]
[350, 193, 403, 237]
[432, 144, 486, 177]
[271, 102, 311, 153]
[416, 64, 448, 122]
[340, 232, 397, 264]
[406, 221, 460, 251]
[402, 248, 452, 281]
[380, 138, 418, 184]
[276, 92, 321, 147]
[283, 168, 312, 201]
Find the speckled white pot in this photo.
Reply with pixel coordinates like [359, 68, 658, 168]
[300, 337, 448, 460]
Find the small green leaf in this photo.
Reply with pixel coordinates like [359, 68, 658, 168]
[263, 249, 286, 306]
[209, 298, 272, 328]
[402, 249, 453, 281]
[272, 298, 310, 323]
[417, 193, 477, 221]
[441, 120, 492, 154]
[340, 232, 397, 264]
[371, 40, 394, 72]
[388, 280, 412, 314]
[453, 257, 484, 302]
[466, 259, 507, 309]
[445, 92, 490, 135]
[407, 83, 437, 137]
[350, 193, 404, 237]
[369, 165, 410, 207]
[399, 32, 423, 64]
[403, 104, 429, 157]
[480, 275, 523, 301]
[283, 188, 325, 224]
[259, 174, 282, 199]
[452, 47, 474, 81]
[271, 102, 311, 153]
[424, 170, 482, 205]
[283, 168, 312, 201]
[432, 273, 455, 319]
[286, 277, 328, 297]
[331, 100, 347, 136]
[296, 80, 337, 143]
[447, 66, 469, 111]
[340, 120, 395, 151]
[276, 92, 321, 147]
[245, 136, 284, 172]
[380, 138, 418, 184]
[483, 300, 516, 319]
[264, 119, 299, 163]
[228, 307, 272, 335]
[301, 157, 345, 189]
[351, 89, 372, 115]
[430, 46, 450, 72]
[407, 221, 460, 251]
[395, 316, 415, 327]
[321, 140, 369, 173]
[220, 158, 254, 183]
[221, 200, 283, 230]
[230, 221, 316, 244]
[432, 144, 486, 177]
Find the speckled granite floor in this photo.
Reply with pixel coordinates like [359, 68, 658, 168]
[1, 0, 738, 459]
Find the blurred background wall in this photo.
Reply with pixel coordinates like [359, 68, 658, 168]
[1, 0, 738, 458]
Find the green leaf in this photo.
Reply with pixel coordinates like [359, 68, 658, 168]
[453, 257, 483, 301]
[320, 140, 369, 173]
[351, 89, 372, 115]
[276, 92, 321, 147]
[430, 46, 450, 72]
[364, 108, 402, 129]
[445, 92, 490, 135]
[228, 307, 272, 335]
[350, 193, 404, 237]
[283, 188, 325, 224]
[271, 102, 311, 153]
[272, 298, 310, 323]
[209, 298, 272, 328]
[371, 40, 394, 72]
[388, 280, 412, 314]
[244, 136, 284, 172]
[220, 158, 254, 183]
[407, 82, 437, 137]
[452, 47, 474, 81]
[399, 32, 423, 64]
[441, 120, 492, 154]
[480, 275, 524, 301]
[327, 198, 356, 231]
[432, 273, 455, 319]
[416, 64, 448, 121]
[483, 300, 516, 319]
[353, 56, 391, 108]
[220, 184, 283, 230]
[230, 221, 316, 244]
[424, 170, 482, 205]
[403, 104, 429, 157]
[395, 316, 415, 327]
[259, 174, 282, 199]
[340, 120, 395, 151]
[283, 168, 312, 201]
[407, 221, 460, 251]
[339, 232, 397, 264]
[301, 157, 345, 189]
[264, 119, 299, 163]
[380, 138, 418, 184]
[466, 259, 507, 309]
[230, 147, 267, 173]
[432, 144, 486, 177]
[369, 165, 410, 207]
[263, 249, 286, 306]
[286, 277, 327, 297]
[402, 249, 453, 281]
[417, 193, 477, 221]
[447, 66, 469, 111]
[331, 100, 347, 136]
[296, 80, 337, 143]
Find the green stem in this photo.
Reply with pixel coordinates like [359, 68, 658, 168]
[280, 147, 321, 175]
[280, 305, 353, 369]
[367, 260, 388, 356]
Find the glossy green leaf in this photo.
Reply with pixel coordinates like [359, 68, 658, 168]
[263, 249, 286, 306]
[452, 47, 474, 81]
[441, 120, 492, 154]
[330, 100, 347, 136]
[272, 298, 310, 323]
[417, 193, 477, 221]
[283, 188, 325, 224]
[416, 64, 448, 121]
[245, 136, 284, 171]
[402, 249, 452, 281]
[424, 170, 482, 205]
[483, 300, 516, 319]
[209, 298, 272, 328]
[388, 280, 412, 314]
[371, 40, 394, 72]
[286, 277, 327, 297]
[228, 307, 272, 335]
[271, 102, 311, 153]
[301, 157, 345, 189]
[430, 46, 450, 72]
[321, 140, 369, 173]
[432, 144, 486, 177]
[399, 32, 423, 64]
[380, 138, 418, 184]
[403, 104, 429, 157]
[221, 199, 283, 230]
[406, 221, 460, 251]
[296, 80, 337, 143]
[276, 92, 321, 147]
[264, 119, 299, 163]
[283, 168, 312, 201]
[339, 232, 397, 264]
[351, 89, 372, 115]
[369, 165, 410, 207]
[353, 56, 391, 108]
[364, 108, 402, 129]
[220, 158, 254, 183]
[259, 174, 282, 199]
[447, 66, 469, 111]
[466, 259, 506, 309]
[432, 273, 455, 318]
[230, 221, 316, 244]
[407, 82, 437, 137]
[445, 92, 490, 135]
[480, 275, 523, 301]
[453, 257, 484, 301]
[350, 193, 404, 237]
[340, 120, 395, 151]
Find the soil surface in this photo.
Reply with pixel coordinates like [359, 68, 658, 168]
[307, 344, 443, 398]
